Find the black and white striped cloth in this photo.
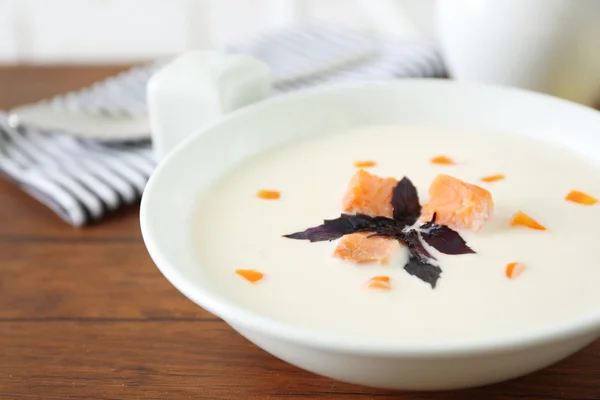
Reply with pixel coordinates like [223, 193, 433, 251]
[0, 23, 445, 226]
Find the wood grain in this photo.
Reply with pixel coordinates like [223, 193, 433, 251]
[1, 322, 598, 400]
[0, 65, 599, 399]
[0, 242, 210, 320]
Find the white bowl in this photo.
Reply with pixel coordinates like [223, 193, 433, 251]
[140, 52, 600, 391]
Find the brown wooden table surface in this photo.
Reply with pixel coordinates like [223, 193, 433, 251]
[0, 66, 598, 400]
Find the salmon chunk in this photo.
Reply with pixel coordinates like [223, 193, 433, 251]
[338, 171, 400, 263]
[341, 170, 397, 218]
[421, 174, 494, 232]
[334, 233, 400, 264]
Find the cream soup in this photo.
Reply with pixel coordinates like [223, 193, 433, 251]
[192, 126, 600, 345]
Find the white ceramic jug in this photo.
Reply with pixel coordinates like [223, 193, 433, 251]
[436, 0, 600, 107]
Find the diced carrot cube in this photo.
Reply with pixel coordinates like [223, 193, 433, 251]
[353, 160, 377, 168]
[431, 155, 456, 165]
[565, 190, 597, 205]
[257, 190, 280, 200]
[481, 174, 505, 183]
[235, 269, 264, 283]
[510, 211, 546, 230]
[366, 276, 391, 290]
[505, 262, 526, 279]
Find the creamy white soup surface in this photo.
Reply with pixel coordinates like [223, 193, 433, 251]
[192, 126, 600, 345]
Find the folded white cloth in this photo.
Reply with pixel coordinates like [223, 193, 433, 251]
[0, 23, 445, 226]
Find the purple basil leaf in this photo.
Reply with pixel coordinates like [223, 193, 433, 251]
[403, 230, 436, 260]
[404, 252, 442, 288]
[428, 212, 438, 225]
[419, 221, 475, 255]
[392, 177, 421, 225]
[284, 214, 397, 242]
[367, 228, 436, 261]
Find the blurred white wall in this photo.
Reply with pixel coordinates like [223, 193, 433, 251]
[0, 0, 436, 64]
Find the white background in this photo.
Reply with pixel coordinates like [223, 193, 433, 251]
[0, 0, 436, 64]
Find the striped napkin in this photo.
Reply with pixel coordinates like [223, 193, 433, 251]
[0, 24, 445, 226]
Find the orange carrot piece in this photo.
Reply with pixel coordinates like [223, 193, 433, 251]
[353, 160, 377, 168]
[257, 190, 280, 200]
[481, 174, 505, 183]
[236, 269, 264, 283]
[565, 190, 598, 205]
[366, 276, 391, 290]
[510, 211, 546, 231]
[431, 155, 456, 165]
[505, 262, 526, 279]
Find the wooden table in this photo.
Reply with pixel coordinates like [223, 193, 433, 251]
[0, 66, 598, 400]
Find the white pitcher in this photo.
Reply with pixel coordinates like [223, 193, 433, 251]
[435, 0, 600, 107]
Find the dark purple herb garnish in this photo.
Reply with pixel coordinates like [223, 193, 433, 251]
[283, 214, 399, 242]
[419, 213, 475, 255]
[392, 177, 422, 226]
[403, 229, 436, 260]
[284, 177, 475, 288]
[404, 251, 442, 289]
